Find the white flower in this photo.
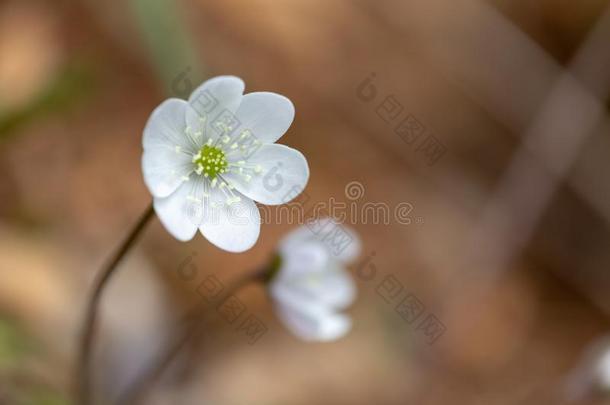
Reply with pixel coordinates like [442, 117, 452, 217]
[268, 218, 360, 342]
[564, 337, 610, 401]
[597, 348, 610, 390]
[142, 76, 309, 252]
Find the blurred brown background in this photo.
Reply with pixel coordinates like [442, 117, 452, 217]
[1, 0, 610, 404]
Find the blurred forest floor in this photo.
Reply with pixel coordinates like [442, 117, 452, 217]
[1, 0, 610, 404]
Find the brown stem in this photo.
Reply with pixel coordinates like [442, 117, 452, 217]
[115, 268, 267, 405]
[75, 202, 155, 405]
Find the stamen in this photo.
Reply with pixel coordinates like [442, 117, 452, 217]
[186, 195, 201, 203]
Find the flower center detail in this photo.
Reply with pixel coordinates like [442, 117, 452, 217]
[192, 145, 228, 179]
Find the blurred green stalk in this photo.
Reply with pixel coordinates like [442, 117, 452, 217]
[0, 61, 94, 142]
[128, 0, 205, 95]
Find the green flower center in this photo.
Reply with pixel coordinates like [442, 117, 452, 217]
[193, 145, 228, 179]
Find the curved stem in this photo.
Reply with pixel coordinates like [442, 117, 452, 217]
[75, 202, 155, 405]
[115, 268, 267, 405]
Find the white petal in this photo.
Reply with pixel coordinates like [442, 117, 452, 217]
[225, 144, 309, 205]
[286, 265, 357, 310]
[187, 76, 245, 144]
[198, 188, 260, 252]
[142, 99, 196, 151]
[277, 241, 329, 280]
[274, 243, 356, 310]
[322, 267, 357, 309]
[277, 308, 351, 342]
[315, 312, 352, 342]
[153, 179, 205, 242]
[272, 285, 351, 341]
[234, 92, 295, 144]
[189, 76, 244, 113]
[142, 148, 193, 198]
[280, 218, 361, 263]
